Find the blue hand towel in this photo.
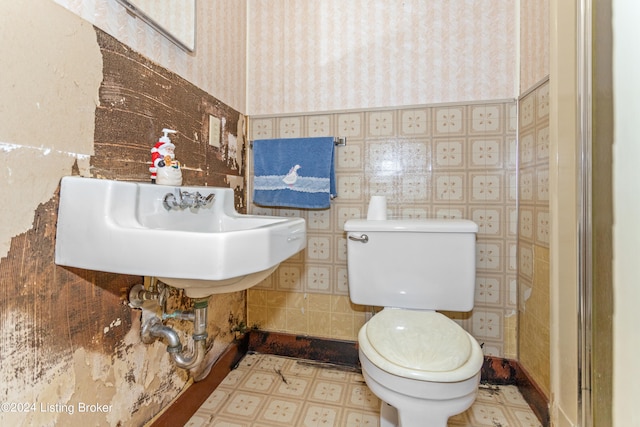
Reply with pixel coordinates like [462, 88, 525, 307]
[253, 137, 337, 208]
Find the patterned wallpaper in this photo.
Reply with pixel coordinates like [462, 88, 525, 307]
[247, 99, 519, 358]
[54, 1, 545, 114]
[247, 0, 518, 115]
[520, 0, 550, 93]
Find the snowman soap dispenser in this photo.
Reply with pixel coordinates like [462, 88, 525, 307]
[150, 128, 183, 185]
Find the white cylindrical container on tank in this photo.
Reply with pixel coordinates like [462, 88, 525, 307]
[366, 195, 387, 220]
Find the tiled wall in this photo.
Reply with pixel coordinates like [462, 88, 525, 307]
[518, 79, 551, 397]
[519, 0, 550, 400]
[247, 99, 518, 358]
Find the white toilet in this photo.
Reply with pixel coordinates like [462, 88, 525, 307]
[344, 218, 484, 427]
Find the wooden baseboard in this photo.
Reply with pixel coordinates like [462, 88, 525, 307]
[480, 355, 550, 426]
[247, 329, 360, 367]
[515, 362, 551, 426]
[152, 330, 549, 426]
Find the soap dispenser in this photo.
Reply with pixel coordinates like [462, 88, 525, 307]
[150, 128, 182, 185]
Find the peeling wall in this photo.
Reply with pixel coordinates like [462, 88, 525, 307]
[0, 1, 247, 426]
[0, 0, 99, 258]
[53, 0, 248, 113]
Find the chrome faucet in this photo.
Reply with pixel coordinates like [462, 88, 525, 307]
[163, 188, 215, 211]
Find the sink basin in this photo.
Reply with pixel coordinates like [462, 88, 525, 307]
[54, 177, 306, 297]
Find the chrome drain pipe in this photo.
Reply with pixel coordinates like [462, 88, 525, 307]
[141, 299, 208, 370]
[130, 283, 208, 370]
[172, 299, 207, 369]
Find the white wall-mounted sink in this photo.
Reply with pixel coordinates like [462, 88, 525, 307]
[54, 177, 306, 297]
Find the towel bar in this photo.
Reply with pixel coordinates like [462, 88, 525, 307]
[250, 137, 346, 149]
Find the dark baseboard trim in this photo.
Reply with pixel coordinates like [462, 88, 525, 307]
[515, 362, 551, 426]
[481, 355, 550, 426]
[152, 330, 549, 427]
[247, 329, 360, 367]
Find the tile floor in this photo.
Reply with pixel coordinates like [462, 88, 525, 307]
[187, 353, 542, 427]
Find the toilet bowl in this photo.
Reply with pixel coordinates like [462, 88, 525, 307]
[358, 308, 483, 427]
[344, 217, 482, 427]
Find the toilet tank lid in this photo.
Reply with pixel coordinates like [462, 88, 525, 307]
[344, 219, 478, 233]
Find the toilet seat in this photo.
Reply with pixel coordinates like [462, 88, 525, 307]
[359, 308, 484, 383]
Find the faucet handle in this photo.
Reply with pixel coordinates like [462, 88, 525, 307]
[162, 189, 215, 210]
[163, 191, 180, 210]
[200, 193, 215, 208]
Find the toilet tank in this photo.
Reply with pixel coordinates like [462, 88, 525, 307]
[344, 219, 478, 311]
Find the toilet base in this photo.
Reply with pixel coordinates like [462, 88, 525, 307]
[380, 401, 398, 427]
[375, 399, 461, 427]
[360, 349, 480, 427]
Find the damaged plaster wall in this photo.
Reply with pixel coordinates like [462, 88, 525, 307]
[52, 0, 248, 114]
[0, 0, 98, 258]
[1, 1, 248, 426]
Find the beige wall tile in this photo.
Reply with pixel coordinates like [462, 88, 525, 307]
[248, 98, 518, 353]
[517, 80, 551, 397]
[308, 311, 332, 338]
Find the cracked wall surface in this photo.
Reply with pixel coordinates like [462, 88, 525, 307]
[0, 0, 99, 258]
[0, 1, 247, 425]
